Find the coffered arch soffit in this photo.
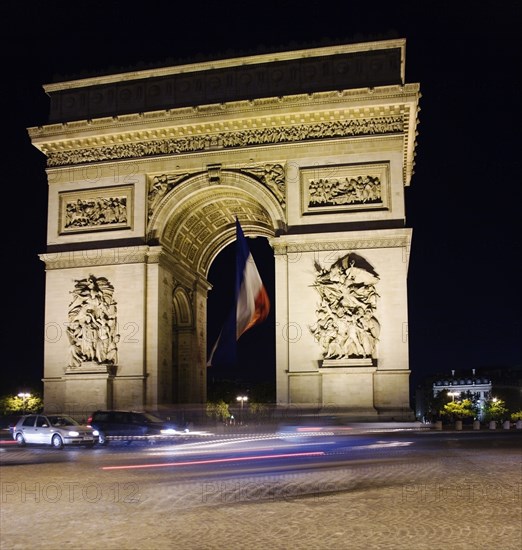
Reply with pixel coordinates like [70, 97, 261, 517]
[150, 171, 285, 277]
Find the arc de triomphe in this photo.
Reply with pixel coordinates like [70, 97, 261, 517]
[29, 39, 420, 419]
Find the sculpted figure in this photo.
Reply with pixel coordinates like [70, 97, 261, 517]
[309, 253, 380, 359]
[66, 275, 119, 367]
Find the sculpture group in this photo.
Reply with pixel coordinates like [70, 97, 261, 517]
[67, 275, 119, 368]
[310, 254, 380, 360]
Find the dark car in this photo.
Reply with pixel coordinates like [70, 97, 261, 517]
[87, 410, 188, 445]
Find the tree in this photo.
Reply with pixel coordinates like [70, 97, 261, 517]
[483, 399, 509, 423]
[248, 401, 271, 423]
[206, 400, 231, 423]
[510, 410, 522, 421]
[440, 399, 475, 422]
[0, 393, 43, 415]
[426, 389, 450, 421]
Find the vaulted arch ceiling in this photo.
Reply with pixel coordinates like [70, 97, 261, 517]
[153, 172, 283, 277]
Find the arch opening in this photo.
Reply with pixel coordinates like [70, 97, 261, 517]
[206, 235, 276, 403]
[154, 173, 282, 406]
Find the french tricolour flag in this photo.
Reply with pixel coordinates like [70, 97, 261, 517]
[207, 218, 270, 367]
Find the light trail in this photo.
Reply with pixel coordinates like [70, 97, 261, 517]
[101, 451, 325, 471]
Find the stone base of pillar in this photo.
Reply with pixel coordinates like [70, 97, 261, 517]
[59, 363, 116, 419]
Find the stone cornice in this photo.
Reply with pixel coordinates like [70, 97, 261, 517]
[40, 246, 162, 269]
[29, 85, 419, 141]
[271, 231, 412, 255]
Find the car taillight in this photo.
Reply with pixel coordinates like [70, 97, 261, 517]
[87, 416, 93, 424]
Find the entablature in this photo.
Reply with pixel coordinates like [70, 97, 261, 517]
[29, 85, 420, 185]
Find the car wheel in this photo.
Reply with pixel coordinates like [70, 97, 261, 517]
[98, 432, 108, 446]
[15, 433, 25, 446]
[51, 434, 64, 449]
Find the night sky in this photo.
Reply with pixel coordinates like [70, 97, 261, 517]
[2, 1, 520, 397]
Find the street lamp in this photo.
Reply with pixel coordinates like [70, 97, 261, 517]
[17, 392, 31, 414]
[236, 395, 248, 424]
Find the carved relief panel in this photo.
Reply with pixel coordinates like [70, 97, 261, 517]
[67, 274, 119, 368]
[59, 185, 133, 234]
[301, 162, 390, 215]
[309, 252, 380, 360]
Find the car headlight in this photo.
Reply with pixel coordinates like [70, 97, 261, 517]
[160, 428, 177, 435]
[68, 431, 80, 437]
[92, 430, 99, 436]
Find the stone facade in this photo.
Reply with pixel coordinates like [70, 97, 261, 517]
[29, 39, 420, 418]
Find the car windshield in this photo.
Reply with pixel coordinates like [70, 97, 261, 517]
[47, 415, 79, 427]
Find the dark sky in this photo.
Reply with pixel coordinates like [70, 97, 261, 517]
[2, 1, 521, 396]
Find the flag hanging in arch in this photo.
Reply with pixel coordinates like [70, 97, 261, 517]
[207, 218, 270, 367]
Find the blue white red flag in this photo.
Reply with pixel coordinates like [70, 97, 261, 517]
[207, 218, 270, 367]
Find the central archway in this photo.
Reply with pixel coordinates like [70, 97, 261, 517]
[151, 169, 284, 404]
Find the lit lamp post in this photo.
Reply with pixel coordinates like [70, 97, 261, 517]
[236, 395, 248, 425]
[17, 392, 31, 414]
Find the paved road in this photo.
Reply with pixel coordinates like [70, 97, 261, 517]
[1, 429, 521, 549]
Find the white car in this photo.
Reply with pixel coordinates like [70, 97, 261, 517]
[13, 414, 99, 449]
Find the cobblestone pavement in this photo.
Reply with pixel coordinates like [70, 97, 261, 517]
[1, 433, 521, 550]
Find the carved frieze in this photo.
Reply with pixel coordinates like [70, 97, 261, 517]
[44, 116, 404, 168]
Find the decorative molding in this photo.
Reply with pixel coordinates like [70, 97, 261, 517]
[29, 85, 419, 140]
[145, 247, 164, 264]
[40, 246, 154, 269]
[42, 115, 404, 168]
[206, 163, 222, 185]
[271, 236, 410, 255]
[39, 245, 181, 271]
[321, 358, 373, 368]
